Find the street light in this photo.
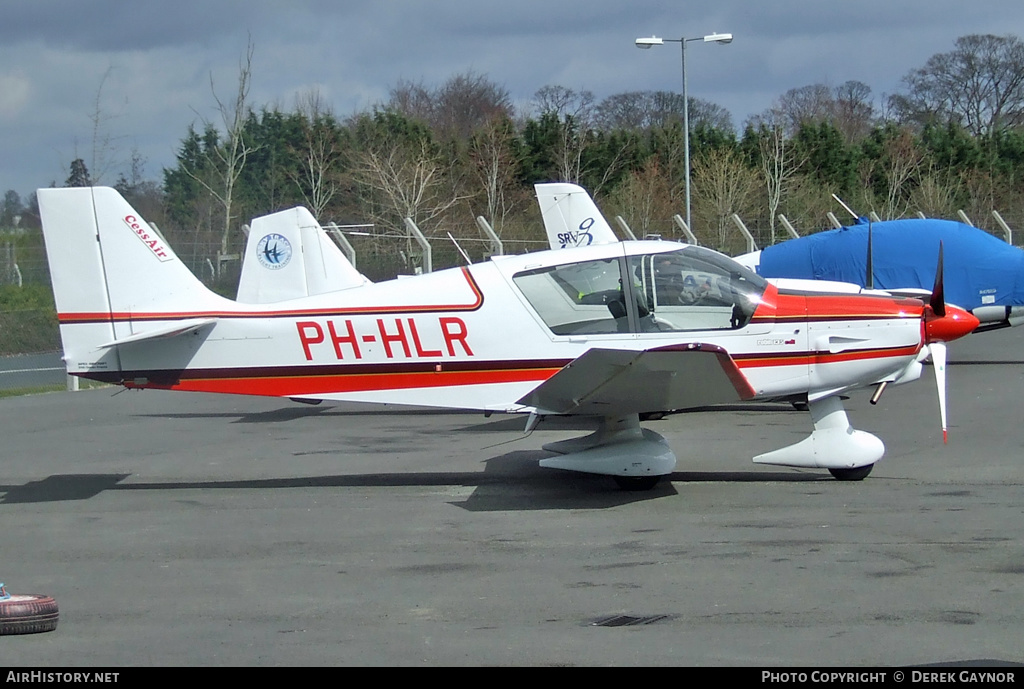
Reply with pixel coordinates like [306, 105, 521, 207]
[636, 32, 732, 236]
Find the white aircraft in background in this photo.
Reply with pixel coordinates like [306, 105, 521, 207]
[535, 182, 621, 249]
[236, 206, 370, 304]
[38, 187, 978, 490]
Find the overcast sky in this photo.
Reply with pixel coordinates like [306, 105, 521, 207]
[3, 0, 1024, 203]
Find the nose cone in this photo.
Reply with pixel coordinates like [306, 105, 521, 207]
[925, 305, 980, 343]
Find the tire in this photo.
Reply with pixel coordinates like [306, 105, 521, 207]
[613, 475, 661, 491]
[0, 594, 59, 635]
[828, 464, 874, 481]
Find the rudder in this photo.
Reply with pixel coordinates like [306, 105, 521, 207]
[38, 186, 229, 377]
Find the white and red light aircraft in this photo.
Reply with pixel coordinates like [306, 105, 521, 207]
[39, 186, 978, 490]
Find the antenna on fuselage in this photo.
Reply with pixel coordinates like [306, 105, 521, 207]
[447, 232, 473, 265]
[832, 193, 874, 290]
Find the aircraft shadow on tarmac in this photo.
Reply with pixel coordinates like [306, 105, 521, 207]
[134, 400, 802, 427]
[134, 404, 485, 424]
[0, 452, 827, 512]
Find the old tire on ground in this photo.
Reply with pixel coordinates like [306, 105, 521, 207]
[0, 594, 59, 635]
[828, 464, 874, 481]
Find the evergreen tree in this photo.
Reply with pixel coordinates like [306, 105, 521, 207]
[65, 159, 92, 187]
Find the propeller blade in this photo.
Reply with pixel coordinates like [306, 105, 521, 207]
[930, 241, 946, 318]
[866, 219, 874, 290]
[931, 341, 948, 443]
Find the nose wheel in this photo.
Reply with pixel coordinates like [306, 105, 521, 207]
[828, 464, 874, 481]
[613, 475, 662, 491]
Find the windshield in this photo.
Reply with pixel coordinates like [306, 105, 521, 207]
[512, 246, 768, 335]
[630, 247, 767, 331]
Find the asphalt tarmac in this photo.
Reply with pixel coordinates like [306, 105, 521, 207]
[1, 327, 1023, 667]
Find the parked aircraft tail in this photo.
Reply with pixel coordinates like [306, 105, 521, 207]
[535, 183, 619, 250]
[37, 186, 231, 377]
[236, 206, 371, 304]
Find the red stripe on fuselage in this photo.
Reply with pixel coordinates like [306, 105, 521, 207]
[733, 344, 922, 369]
[58, 267, 485, 325]
[120, 363, 562, 397]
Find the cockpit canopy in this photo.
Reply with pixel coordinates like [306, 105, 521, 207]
[512, 245, 768, 336]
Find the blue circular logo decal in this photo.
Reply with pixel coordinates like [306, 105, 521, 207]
[256, 233, 292, 270]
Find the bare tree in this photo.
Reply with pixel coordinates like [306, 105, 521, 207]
[879, 127, 924, 219]
[691, 148, 760, 251]
[911, 167, 964, 218]
[88, 66, 121, 185]
[291, 89, 344, 220]
[776, 83, 834, 134]
[832, 80, 875, 143]
[606, 159, 676, 237]
[753, 108, 807, 244]
[532, 85, 595, 123]
[594, 91, 657, 130]
[354, 134, 465, 234]
[432, 71, 513, 141]
[531, 85, 596, 184]
[386, 71, 513, 142]
[763, 81, 874, 143]
[892, 34, 1024, 135]
[386, 78, 435, 123]
[183, 39, 259, 256]
[469, 115, 522, 234]
[594, 90, 733, 133]
[687, 97, 735, 134]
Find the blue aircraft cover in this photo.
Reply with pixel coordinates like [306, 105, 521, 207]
[756, 218, 1024, 312]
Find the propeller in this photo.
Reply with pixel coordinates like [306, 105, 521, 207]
[930, 340, 948, 443]
[929, 242, 945, 317]
[866, 218, 874, 290]
[922, 241, 979, 443]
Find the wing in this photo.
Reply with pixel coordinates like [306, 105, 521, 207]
[516, 343, 756, 416]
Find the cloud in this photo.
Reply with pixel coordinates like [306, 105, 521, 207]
[0, 72, 30, 120]
[2, 0, 1024, 197]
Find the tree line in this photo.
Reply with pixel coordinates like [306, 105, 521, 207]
[5, 33, 1024, 285]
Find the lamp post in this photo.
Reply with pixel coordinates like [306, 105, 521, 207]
[636, 32, 732, 236]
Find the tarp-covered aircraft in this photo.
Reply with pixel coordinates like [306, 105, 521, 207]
[38, 187, 978, 490]
[736, 219, 1024, 332]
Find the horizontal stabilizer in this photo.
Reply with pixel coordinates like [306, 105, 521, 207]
[96, 318, 218, 349]
[517, 344, 755, 416]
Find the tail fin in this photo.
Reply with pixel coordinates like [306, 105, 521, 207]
[38, 186, 228, 375]
[236, 206, 371, 303]
[535, 183, 619, 250]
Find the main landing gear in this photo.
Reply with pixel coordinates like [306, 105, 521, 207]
[536, 395, 881, 490]
[538, 414, 675, 491]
